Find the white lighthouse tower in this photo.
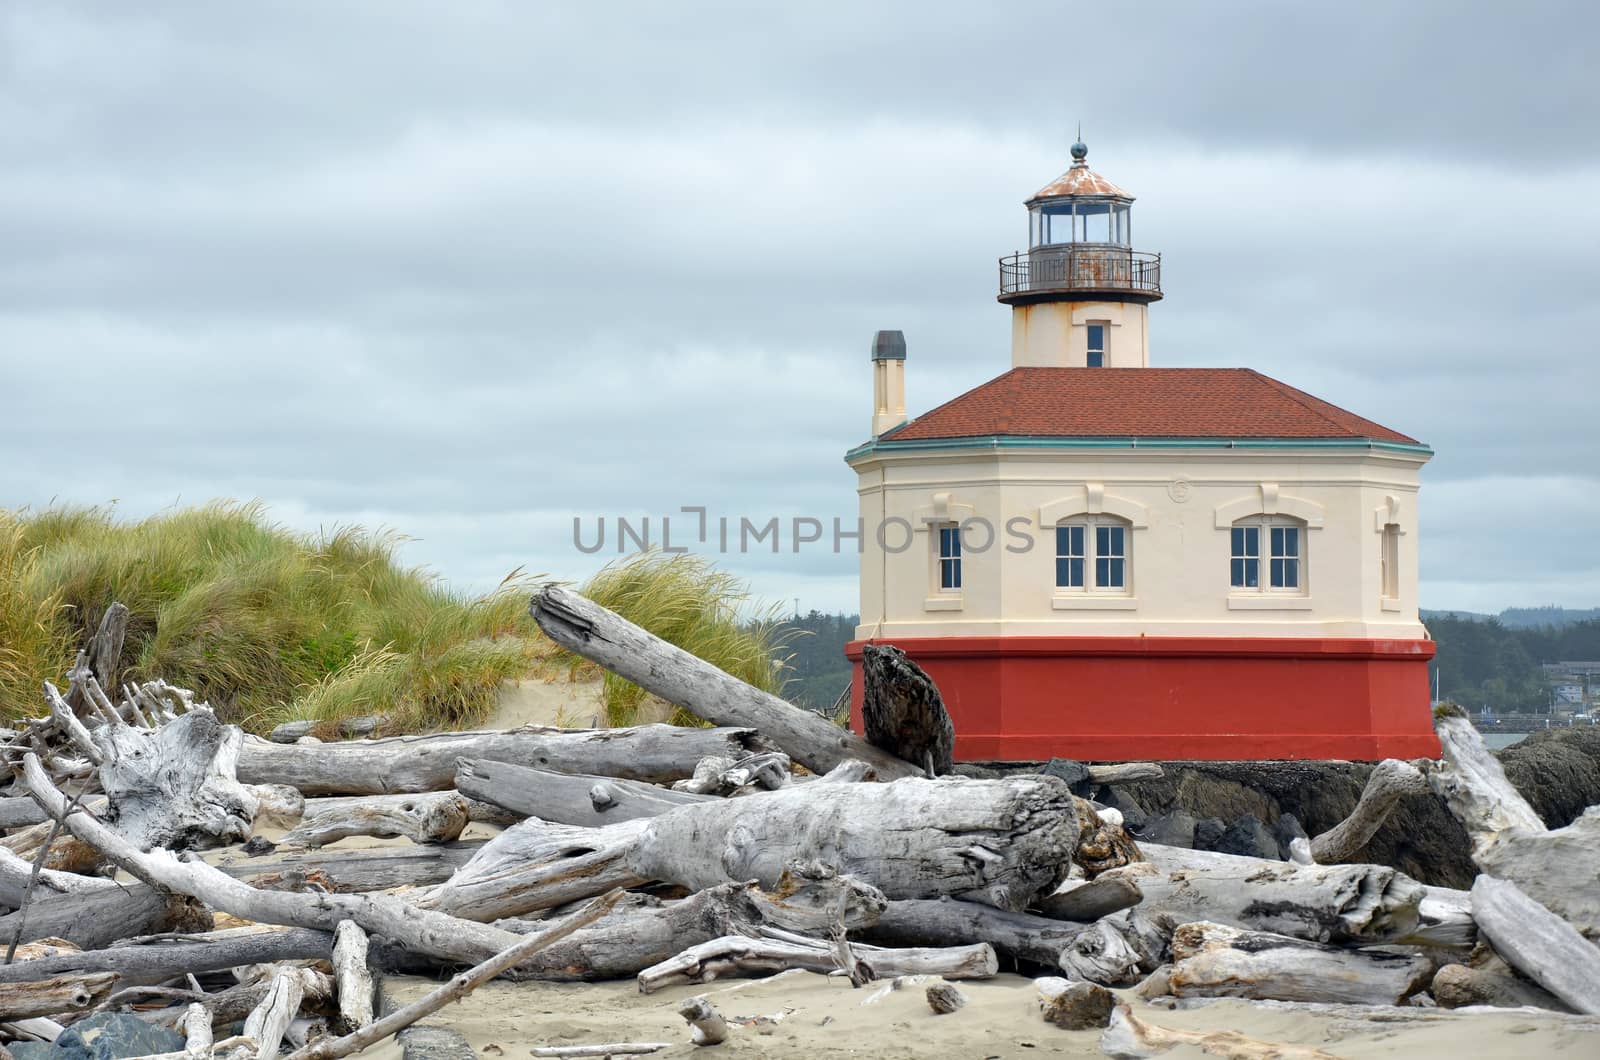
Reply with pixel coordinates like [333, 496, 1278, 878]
[1000, 139, 1162, 369]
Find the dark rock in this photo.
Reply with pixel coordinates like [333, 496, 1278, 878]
[925, 982, 967, 1014]
[47, 1013, 184, 1060]
[1192, 816, 1227, 851]
[952, 762, 1006, 780]
[1273, 812, 1309, 859]
[241, 835, 277, 857]
[1040, 758, 1092, 794]
[1499, 727, 1600, 828]
[1038, 978, 1115, 1030]
[1138, 809, 1196, 848]
[1099, 786, 1149, 833]
[1218, 814, 1281, 860]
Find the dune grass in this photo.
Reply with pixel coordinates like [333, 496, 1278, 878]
[564, 551, 794, 727]
[0, 503, 793, 735]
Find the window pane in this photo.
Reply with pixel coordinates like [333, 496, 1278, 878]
[1282, 558, 1298, 589]
[1055, 557, 1072, 587]
[1231, 558, 1245, 587]
[1105, 525, 1124, 556]
[1078, 201, 1110, 242]
[1087, 351, 1103, 367]
[1231, 527, 1244, 555]
[1071, 558, 1083, 587]
[1042, 205, 1073, 244]
[1087, 324, 1105, 352]
[1106, 558, 1125, 588]
[1270, 526, 1284, 557]
[1284, 527, 1298, 557]
[1096, 557, 1109, 586]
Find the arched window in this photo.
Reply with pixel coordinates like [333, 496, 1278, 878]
[1231, 516, 1306, 593]
[1056, 516, 1131, 594]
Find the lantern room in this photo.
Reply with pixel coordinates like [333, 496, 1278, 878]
[1028, 142, 1133, 247]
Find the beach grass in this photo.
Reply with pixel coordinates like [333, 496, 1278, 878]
[0, 503, 790, 735]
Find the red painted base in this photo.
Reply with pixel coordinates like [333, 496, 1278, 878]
[845, 636, 1439, 762]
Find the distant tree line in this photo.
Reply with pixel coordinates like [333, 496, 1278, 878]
[773, 609, 1600, 716]
[1428, 614, 1600, 713]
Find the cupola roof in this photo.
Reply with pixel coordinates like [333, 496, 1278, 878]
[1029, 142, 1132, 202]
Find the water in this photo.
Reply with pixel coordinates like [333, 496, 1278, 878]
[1481, 732, 1528, 750]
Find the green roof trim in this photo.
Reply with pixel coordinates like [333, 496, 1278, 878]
[845, 434, 1435, 461]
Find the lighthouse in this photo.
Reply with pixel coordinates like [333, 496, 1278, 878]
[845, 141, 1439, 763]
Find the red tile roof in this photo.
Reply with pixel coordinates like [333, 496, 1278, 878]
[882, 368, 1420, 445]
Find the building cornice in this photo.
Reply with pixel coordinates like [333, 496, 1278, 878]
[846, 434, 1434, 464]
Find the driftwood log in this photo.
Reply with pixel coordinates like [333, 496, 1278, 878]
[1432, 710, 1600, 938]
[859, 644, 953, 776]
[1056, 908, 1175, 985]
[529, 585, 919, 779]
[0, 881, 210, 951]
[1035, 875, 1143, 923]
[425, 776, 1080, 921]
[93, 708, 258, 851]
[1470, 874, 1600, 1015]
[863, 896, 1090, 967]
[0, 927, 334, 987]
[0, 973, 120, 1022]
[279, 792, 470, 849]
[237, 724, 764, 795]
[1163, 921, 1434, 1005]
[1308, 758, 1428, 864]
[454, 759, 712, 826]
[1137, 844, 1467, 947]
[636, 935, 997, 993]
[225, 841, 484, 894]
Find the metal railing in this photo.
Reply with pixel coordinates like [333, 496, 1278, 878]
[999, 247, 1161, 299]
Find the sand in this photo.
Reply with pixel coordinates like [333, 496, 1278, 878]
[364, 968, 1599, 1059]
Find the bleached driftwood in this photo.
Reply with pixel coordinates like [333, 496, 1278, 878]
[0, 927, 332, 988]
[1137, 843, 1456, 946]
[62, 603, 129, 718]
[415, 819, 649, 922]
[0, 844, 114, 906]
[237, 723, 764, 795]
[1432, 710, 1600, 937]
[281, 890, 624, 1060]
[859, 644, 953, 777]
[226, 841, 483, 894]
[815, 759, 877, 784]
[1470, 874, 1600, 1015]
[0, 880, 209, 951]
[1057, 908, 1175, 986]
[331, 921, 374, 1032]
[0, 972, 119, 1021]
[22, 753, 582, 967]
[671, 751, 791, 795]
[1163, 921, 1433, 1005]
[454, 759, 712, 826]
[863, 897, 1089, 967]
[529, 1047, 669, 1058]
[181, 1002, 213, 1058]
[1099, 1002, 1339, 1059]
[1086, 763, 1163, 785]
[636, 935, 997, 993]
[279, 792, 470, 849]
[94, 708, 258, 850]
[676, 997, 728, 1045]
[1308, 758, 1428, 864]
[529, 585, 919, 779]
[425, 776, 1079, 921]
[242, 967, 322, 1060]
[1034, 874, 1143, 922]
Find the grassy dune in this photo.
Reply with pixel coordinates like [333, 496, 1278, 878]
[0, 503, 787, 734]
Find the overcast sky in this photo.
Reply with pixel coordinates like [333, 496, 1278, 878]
[3, 2, 1597, 617]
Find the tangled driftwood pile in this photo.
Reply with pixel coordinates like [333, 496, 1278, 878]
[2, 588, 1598, 1060]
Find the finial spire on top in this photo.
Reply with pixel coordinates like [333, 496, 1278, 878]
[1070, 123, 1088, 164]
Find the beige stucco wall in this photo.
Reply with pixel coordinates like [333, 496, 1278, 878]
[1010, 301, 1149, 368]
[850, 445, 1429, 641]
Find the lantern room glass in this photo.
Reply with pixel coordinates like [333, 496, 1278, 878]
[1030, 200, 1131, 248]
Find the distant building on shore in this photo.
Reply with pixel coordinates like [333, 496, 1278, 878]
[844, 141, 1438, 762]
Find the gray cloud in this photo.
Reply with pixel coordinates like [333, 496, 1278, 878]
[2, 2, 1597, 615]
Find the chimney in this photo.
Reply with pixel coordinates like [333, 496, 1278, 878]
[870, 330, 907, 437]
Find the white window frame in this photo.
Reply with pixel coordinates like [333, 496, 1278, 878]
[1055, 516, 1131, 596]
[1086, 320, 1109, 367]
[934, 522, 962, 595]
[1230, 516, 1306, 594]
